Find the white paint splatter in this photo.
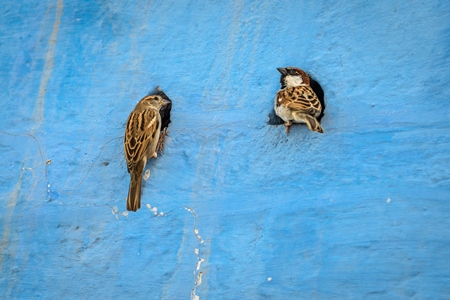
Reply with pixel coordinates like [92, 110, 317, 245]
[196, 258, 205, 271]
[145, 204, 165, 217]
[184, 207, 205, 300]
[143, 169, 151, 180]
[196, 272, 203, 285]
[111, 206, 119, 215]
[108, 205, 128, 220]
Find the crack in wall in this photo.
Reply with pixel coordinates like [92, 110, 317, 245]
[68, 136, 123, 194]
[0, 132, 49, 195]
[0, 132, 52, 288]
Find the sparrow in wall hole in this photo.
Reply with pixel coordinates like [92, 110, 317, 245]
[124, 94, 171, 212]
[274, 67, 324, 134]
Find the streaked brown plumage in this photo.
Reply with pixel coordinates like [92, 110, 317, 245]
[274, 67, 324, 134]
[124, 95, 169, 212]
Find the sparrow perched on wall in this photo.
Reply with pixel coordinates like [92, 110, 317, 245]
[274, 67, 324, 134]
[124, 94, 171, 212]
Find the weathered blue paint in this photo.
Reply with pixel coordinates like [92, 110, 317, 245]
[1, 0, 450, 299]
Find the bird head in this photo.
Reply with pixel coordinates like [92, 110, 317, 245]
[138, 95, 171, 109]
[277, 67, 310, 88]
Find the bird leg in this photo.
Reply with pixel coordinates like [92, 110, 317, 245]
[157, 127, 168, 153]
[284, 121, 292, 134]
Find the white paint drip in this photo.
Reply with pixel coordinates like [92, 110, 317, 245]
[196, 258, 205, 271]
[183, 207, 205, 300]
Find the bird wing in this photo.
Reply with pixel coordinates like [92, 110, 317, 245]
[124, 107, 160, 172]
[278, 86, 322, 116]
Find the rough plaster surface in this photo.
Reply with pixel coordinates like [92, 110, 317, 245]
[1, 0, 450, 299]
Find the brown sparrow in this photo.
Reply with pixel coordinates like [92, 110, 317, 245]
[274, 67, 324, 134]
[124, 95, 170, 212]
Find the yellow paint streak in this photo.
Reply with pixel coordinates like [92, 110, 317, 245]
[31, 0, 64, 133]
[0, 167, 25, 272]
[1, 0, 64, 274]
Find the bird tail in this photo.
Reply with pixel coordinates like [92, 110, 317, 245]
[304, 115, 324, 133]
[127, 170, 143, 212]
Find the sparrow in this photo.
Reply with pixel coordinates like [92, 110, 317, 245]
[274, 67, 324, 134]
[124, 94, 171, 212]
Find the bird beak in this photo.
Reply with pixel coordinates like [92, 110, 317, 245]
[277, 68, 287, 75]
[162, 98, 171, 106]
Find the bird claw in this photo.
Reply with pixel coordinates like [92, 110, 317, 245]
[157, 127, 168, 153]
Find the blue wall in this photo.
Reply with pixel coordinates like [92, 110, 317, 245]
[1, 0, 450, 298]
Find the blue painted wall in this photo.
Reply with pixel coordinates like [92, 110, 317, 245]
[1, 0, 450, 299]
